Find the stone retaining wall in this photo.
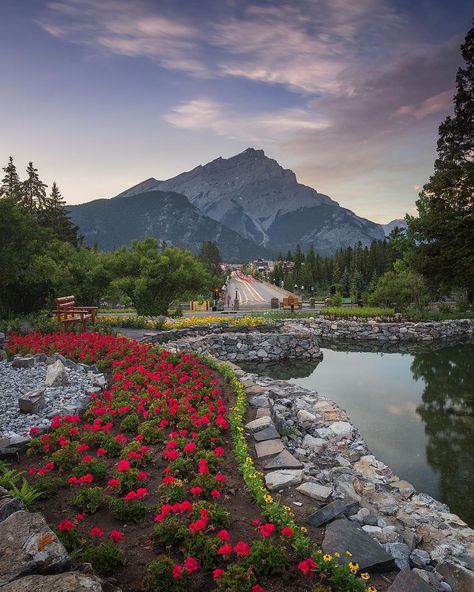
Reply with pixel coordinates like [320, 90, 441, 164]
[166, 331, 322, 362]
[282, 318, 474, 342]
[234, 364, 474, 592]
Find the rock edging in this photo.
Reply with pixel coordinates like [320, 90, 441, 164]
[235, 364, 474, 592]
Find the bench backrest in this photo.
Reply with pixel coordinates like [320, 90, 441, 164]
[55, 296, 76, 311]
[282, 296, 300, 306]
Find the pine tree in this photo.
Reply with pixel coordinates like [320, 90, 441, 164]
[21, 161, 48, 213]
[198, 240, 223, 279]
[0, 156, 21, 200]
[407, 23, 474, 301]
[41, 181, 80, 245]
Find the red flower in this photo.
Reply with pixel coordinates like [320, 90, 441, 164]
[217, 544, 232, 556]
[189, 519, 207, 532]
[183, 442, 196, 453]
[216, 529, 230, 541]
[183, 557, 199, 573]
[281, 526, 294, 538]
[78, 473, 94, 484]
[213, 568, 224, 580]
[124, 491, 137, 501]
[58, 520, 74, 532]
[213, 447, 225, 456]
[297, 558, 317, 575]
[190, 486, 203, 496]
[259, 523, 275, 537]
[107, 478, 120, 488]
[210, 489, 221, 498]
[136, 487, 148, 499]
[89, 527, 104, 537]
[109, 530, 125, 542]
[82, 455, 93, 463]
[251, 586, 265, 592]
[172, 564, 183, 579]
[96, 447, 108, 455]
[29, 427, 40, 436]
[233, 541, 250, 556]
[117, 459, 131, 472]
[137, 471, 148, 481]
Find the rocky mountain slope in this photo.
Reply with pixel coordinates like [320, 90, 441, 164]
[382, 218, 408, 236]
[68, 190, 270, 261]
[70, 148, 387, 259]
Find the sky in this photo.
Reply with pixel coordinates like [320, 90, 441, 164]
[0, 0, 472, 223]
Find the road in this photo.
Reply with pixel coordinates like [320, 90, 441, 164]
[225, 272, 297, 308]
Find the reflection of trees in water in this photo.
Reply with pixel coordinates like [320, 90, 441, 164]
[412, 344, 474, 525]
[240, 359, 321, 381]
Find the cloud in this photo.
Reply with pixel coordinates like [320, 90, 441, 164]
[164, 99, 328, 142]
[394, 89, 454, 120]
[39, 0, 207, 75]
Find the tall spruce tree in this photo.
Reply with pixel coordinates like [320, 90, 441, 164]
[21, 161, 48, 213]
[42, 181, 81, 246]
[0, 156, 21, 200]
[407, 23, 474, 301]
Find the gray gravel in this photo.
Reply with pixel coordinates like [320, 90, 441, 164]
[0, 358, 94, 437]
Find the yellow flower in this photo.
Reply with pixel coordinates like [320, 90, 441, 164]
[264, 494, 273, 503]
[361, 572, 370, 580]
[323, 554, 332, 561]
[348, 561, 359, 573]
[345, 550, 352, 557]
[334, 552, 340, 558]
[300, 526, 308, 533]
[367, 587, 377, 592]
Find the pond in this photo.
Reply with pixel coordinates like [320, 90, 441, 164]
[240, 341, 474, 527]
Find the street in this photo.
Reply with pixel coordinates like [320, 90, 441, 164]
[225, 272, 297, 308]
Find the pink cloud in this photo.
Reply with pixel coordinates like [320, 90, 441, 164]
[394, 89, 454, 120]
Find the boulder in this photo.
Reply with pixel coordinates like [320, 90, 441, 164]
[0, 572, 104, 591]
[307, 499, 359, 528]
[303, 434, 326, 450]
[0, 511, 69, 585]
[255, 439, 284, 459]
[297, 409, 317, 424]
[387, 569, 436, 591]
[263, 450, 303, 470]
[0, 487, 24, 522]
[410, 549, 431, 569]
[296, 482, 333, 502]
[322, 518, 395, 572]
[254, 426, 280, 442]
[245, 416, 273, 432]
[11, 357, 35, 369]
[265, 469, 303, 491]
[45, 360, 69, 387]
[329, 421, 353, 437]
[436, 561, 474, 592]
[385, 542, 411, 569]
[18, 388, 46, 414]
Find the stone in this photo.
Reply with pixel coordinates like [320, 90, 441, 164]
[297, 409, 317, 424]
[18, 388, 46, 414]
[296, 482, 333, 502]
[45, 360, 69, 387]
[0, 487, 24, 522]
[11, 357, 35, 369]
[390, 479, 416, 498]
[0, 511, 70, 585]
[387, 569, 436, 591]
[436, 561, 474, 592]
[322, 518, 396, 572]
[263, 450, 303, 470]
[307, 499, 359, 528]
[385, 542, 411, 569]
[256, 407, 271, 418]
[303, 434, 326, 450]
[246, 385, 267, 397]
[265, 469, 303, 491]
[245, 416, 273, 432]
[92, 374, 107, 389]
[255, 439, 284, 459]
[410, 549, 431, 569]
[0, 572, 104, 592]
[254, 426, 281, 442]
[329, 421, 353, 437]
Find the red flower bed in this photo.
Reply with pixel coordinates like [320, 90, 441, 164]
[6, 332, 377, 592]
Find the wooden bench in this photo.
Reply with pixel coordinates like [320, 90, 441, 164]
[55, 296, 98, 330]
[281, 296, 301, 310]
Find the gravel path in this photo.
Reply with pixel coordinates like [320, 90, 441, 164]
[0, 359, 95, 437]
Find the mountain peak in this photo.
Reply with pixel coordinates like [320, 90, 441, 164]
[114, 177, 161, 199]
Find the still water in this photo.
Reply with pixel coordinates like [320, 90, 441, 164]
[241, 341, 474, 526]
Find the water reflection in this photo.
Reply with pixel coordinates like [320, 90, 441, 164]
[240, 340, 474, 526]
[412, 344, 474, 523]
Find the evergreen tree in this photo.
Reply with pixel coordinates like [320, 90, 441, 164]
[198, 240, 223, 279]
[0, 156, 21, 200]
[407, 24, 474, 301]
[21, 161, 48, 213]
[42, 182, 81, 246]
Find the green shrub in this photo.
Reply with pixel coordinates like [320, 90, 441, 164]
[120, 413, 140, 433]
[152, 516, 188, 548]
[190, 501, 230, 528]
[81, 542, 125, 576]
[182, 532, 218, 569]
[144, 557, 187, 592]
[73, 487, 106, 513]
[138, 420, 164, 444]
[247, 540, 288, 575]
[72, 459, 108, 483]
[322, 306, 395, 318]
[51, 445, 80, 470]
[34, 475, 67, 498]
[108, 497, 146, 522]
[214, 565, 256, 592]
